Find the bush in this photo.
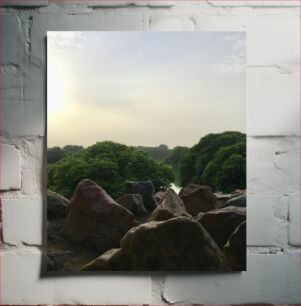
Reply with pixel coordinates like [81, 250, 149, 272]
[48, 141, 174, 199]
[178, 131, 246, 192]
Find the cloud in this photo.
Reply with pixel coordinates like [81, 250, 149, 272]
[207, 55, 245, 76]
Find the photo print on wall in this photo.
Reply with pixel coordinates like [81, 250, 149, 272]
[47, 31, 247, 272]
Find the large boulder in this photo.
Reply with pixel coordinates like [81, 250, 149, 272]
[179, 184, 217, 216]
[222, 194, 246, 208]
[82, 217, 231, 271]
[199, 206, 246, 249]
[223, 221, 246, 271]
[116, 194, 148, 217]
[154, 191, 166, 203]
[125, 181, 156, 211]
[150, 188, 190, 221]
[179, 184, 212, 196]
[47, 190, 70, 219]
[62, 179, 136, 253]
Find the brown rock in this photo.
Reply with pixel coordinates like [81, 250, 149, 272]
[179, 184, 212, 196]
[150, 188, 190, 221]
[223, 221, 246, 271]
[222, 194, 246, 208]
[82, 217, 231, 271]
[117, 194, 148, 217]
[199, 206, 246, 249]
[62, 179, 136, 253]
[47, 190, 70, 219]
[154, 191, 166, 203]
[179, 184, 217, 216]
[125, 181, 156, 211]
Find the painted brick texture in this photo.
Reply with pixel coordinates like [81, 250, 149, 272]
[0, 0, 300, 304]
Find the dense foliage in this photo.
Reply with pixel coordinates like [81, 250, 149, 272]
[134, 144, 170, 162]
[178, 132, 246, 193]
[48, 145, 84, 164]
[48, 141, 174, 199]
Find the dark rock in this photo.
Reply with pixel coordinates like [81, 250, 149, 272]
[117, 194, 148, 217]
[199, 206, 246, 249]
[47, 255, 58, 271]
[215, 193, 232, 202]
[179, 184, 217, 216]
[222, 194, 246, 208]
[223, 221, 246, 271]
[125, 181, 156, 211]
[62, 179, 136, 253]
[196, 211, 205, 222]
[82, 217, 231, 271]
[47, 190, 69, 219]
[150, 188, 190, 221]
[179, 184, 212, 196]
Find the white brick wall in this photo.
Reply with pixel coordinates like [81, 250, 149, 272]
[0, 0, 300, 304]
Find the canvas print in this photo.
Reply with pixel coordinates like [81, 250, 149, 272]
[47, 31, 246, 272]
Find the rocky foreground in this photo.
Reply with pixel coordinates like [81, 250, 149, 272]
[47, 180, 246, 271]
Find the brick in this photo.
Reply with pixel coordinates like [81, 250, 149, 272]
[2, 198, 44, 246]
[194, 11, 300, 66]
[207, 0, 300, 7]
[2, 65, 45, 136]
[148, 1, 175, 7]
[149, 15, 194, 30]
[247, 196, 277, 246]
[163, 253, 300, 304]
[0, 143, 21, 191]
[288, 193, 300, 246]
[2, 251, 151, 304]
[2, 13, 24, 65]
[1, 66, 22, 102]
[248, 66, 300, 136]
[247, 13, 299, 66]
[86, 1, 151, 7]
[19, 137, 44, 196]
[0, 0, 49, 6]
[31, 13, 142, 65]
[247, 137, 299, 196]
[86, 1, 137, 7]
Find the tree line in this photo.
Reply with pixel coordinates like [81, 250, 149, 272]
[47, 131, 246, 199]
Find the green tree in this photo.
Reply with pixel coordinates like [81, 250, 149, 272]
[178, 131, 246, 192]
[47, 146, 66, 164]
[164, 146, 189, 169]
[202, 142, 246, 192]
[48, 141, 174, 199]
[63, 145, 84, 156]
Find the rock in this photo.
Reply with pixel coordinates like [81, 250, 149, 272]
[62, 179, 136, 253]
[47, 255, 58, 271]
[199, 206, 246, 249]
[47, 190, 70, 219]
[233, 189, 246, 196]
[214, 193, 232, 202]
[222, 194, 246, 208]
[117, 194, 148, 217]
[223, 221, 246, 271]
[196, 211, 205, 222]
[179, 184, 212, 196]
[150, 188, 190, 221]
[82, 217, 231, 271]
[154, 191, 165, 203]
[125, 181, 156, 211]
[179, 185, 217, 216]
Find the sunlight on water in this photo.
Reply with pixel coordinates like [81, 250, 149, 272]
[170, 183, 181, 194]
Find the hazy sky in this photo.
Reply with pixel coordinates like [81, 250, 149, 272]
[47, 31, 246, 148]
